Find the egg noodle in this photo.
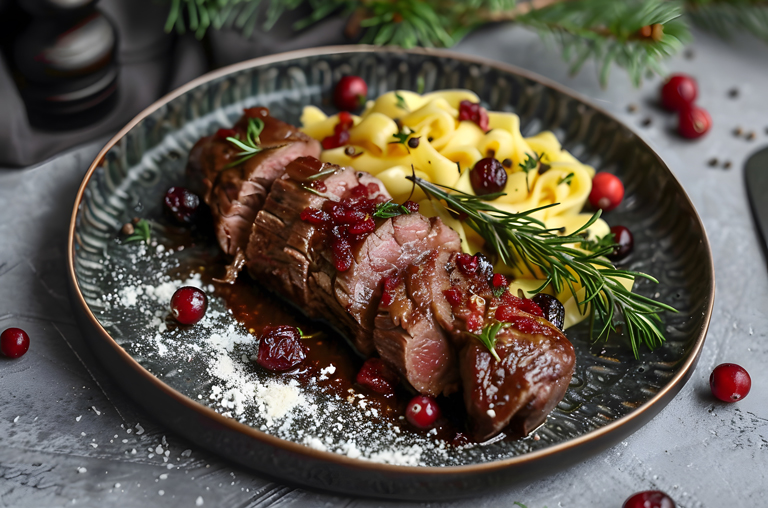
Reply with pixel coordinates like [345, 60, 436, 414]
[300, 90, 630, 329]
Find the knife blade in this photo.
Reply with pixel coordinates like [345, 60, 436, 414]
[744, 146, 768, 261]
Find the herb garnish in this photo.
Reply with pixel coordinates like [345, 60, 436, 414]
[519, 152, 543, 193]
[406, 176, 677, 357]
[394, 91, 409, 111]
[466, 321, 505, 362]
[579, 232, 617, 254]
[123, 219, 151, 245]
[559, 172, 575, 186]
[225, 117, 265, 168]
[390, 126, 413, 147]
[372, 200, 412, 219]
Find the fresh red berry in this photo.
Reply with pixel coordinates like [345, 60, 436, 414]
[405, 395, 441, 429]
[255, 326, 307, 371]
[589, 172, 624, 212]
[0, 328, 30, 358]
[356, 358, 399, 395]
[491, 273, 508, 289]
[164, 187, 200, 224]
[623, 490, 675, 508]
[710, 363, 751, 402]
[170, 286, 208, 325]
[470, 157, 507, 196]
[678, 105, 712, 139]
[609, 225, 634, 261]
[458, 100, 489, 131]
[334, 76, 368, 111]
[660, 74, 698, 111]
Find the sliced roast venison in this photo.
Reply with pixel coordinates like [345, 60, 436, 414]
[186, 107, 321, 263]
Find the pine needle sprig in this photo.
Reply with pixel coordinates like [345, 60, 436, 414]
[373, 200, 413, 219]
[687, 0, 768, 43]
[407, 175, 677, 357]
[123, 219, 152, 245]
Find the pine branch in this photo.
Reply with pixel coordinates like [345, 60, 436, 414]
[686, 0, 768, 42]
[516, 0, 691, 86]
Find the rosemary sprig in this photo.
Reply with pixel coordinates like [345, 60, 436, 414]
[558, 172, 574, 186]
[123, 219, 151, 245]
[466, 321, 505, 362]
[580, 232, 617, 255]
[225, 117, 265, 168]
[519, 152, 543, 192]
[373, 200, 412, 219]
[407, 176, 677, 357]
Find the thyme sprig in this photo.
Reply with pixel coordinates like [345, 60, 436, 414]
[519, 151, 543, 193]
[406, 176, 677, 357]
[373, 200, 412, 219]
[123, 219, 151, 245]
[394, 91, 409, 111]
[225, 117, 265, 168]
[466, 321, 505, 362]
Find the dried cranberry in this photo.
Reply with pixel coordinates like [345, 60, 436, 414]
[661, 74, 697, 111]
[255, 325, 307, 372]
[495, 304, 516, 322]
[170, 287, 208, 325]
[330, 237, 353, 272]
[299, 208, 329, 226]
[532, 294, 565, 330]
[609, 225, 634, 261]
[334, 76, 368, 111]
[470, 158, 507, 196]
[678, 105, 711, 139]
[406, 395, 441, 429]
[0, 328, 30, 358]
[458, 100, 489, 131]
[710, 363, 751, 402]
[443, 287, 463, 306]
[622, 490, 675, 508]
[519, 298, 544, 317]
[321, 129, 350, 150]
[356, 358, 398, 395]
[163, 187, 200, 224]
[589, 172, 624, 212]
[403, 201, 419, 213]
[455, 253, 479, 275]
[215, 128, 236, 139]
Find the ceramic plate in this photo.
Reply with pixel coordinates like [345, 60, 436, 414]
[67, 46, 714, 500]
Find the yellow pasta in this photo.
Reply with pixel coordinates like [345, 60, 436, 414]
[300, 90, 613, 328]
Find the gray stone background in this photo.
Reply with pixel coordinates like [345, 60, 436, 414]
[1, 18, 767, 508]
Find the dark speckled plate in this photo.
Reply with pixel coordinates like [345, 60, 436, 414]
[67, 46, 714, 500]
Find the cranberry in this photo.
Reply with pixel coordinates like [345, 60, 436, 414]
[589, 172, 624, 212]
[443, 287, 463, 306]
[495, 304, 516, 322]
[455, 253, 478, 275]
[660, 74, 697, 111]
[164, 186, 200, 224]
[405, 395, 441, 429]
[678, 105, 711, 139]
[532, 294, 565, 330]
[403, 200, 419, 213]
[609, 225, 634, 261]
[710, 363, 751, 402]
[215, 128, 236, 139]
[491, 273, 508, 289]
[334, 75, 368, 111]
[255, 325, 307, 371]
[170, 286, 208, 325]
[0, 328, 30, 358]
[470, 158, 507, 196]
[321, 129, 350, 150]
[356, 358, 399, 395]
[335, 111, 354, 131]
[458, 100, 489, 131]
[623, 490, 675, 508]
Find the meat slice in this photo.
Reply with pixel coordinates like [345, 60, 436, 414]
[374, 250, 461, 397]
[246, 156, 461, 358]
[460, 311, 575, 441]
[187, 107, 321, 262]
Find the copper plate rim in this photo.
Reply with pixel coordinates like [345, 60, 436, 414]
[67, 44, 715, 475]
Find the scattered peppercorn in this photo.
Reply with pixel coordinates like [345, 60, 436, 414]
[724, 161, 732, 169]
[345, 146, 356, 156]
[641, 117, 652, 127]
[121, 223, 135, 236]
[728, 88, 739, 98]
[501, 158, 512, 168]
[627, 104, 638, 113]
[407, 137, 420, 149]
[733, 127, 743, 137]
[746, 131, 756, 141]
[708, 158, 718, 167]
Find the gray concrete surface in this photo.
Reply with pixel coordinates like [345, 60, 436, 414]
[1, 25, 767, 507]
